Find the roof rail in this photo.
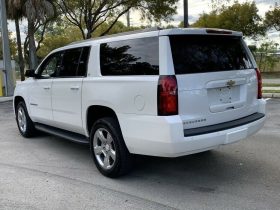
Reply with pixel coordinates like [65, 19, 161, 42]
[68, 27, 162, 46]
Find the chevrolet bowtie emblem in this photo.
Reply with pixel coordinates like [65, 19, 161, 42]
[226, 80, 236, 87]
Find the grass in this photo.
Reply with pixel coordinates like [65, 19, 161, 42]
[261, 72, 280, 79]
[263, 83, 280, 87]
[263, 90, 280, 94]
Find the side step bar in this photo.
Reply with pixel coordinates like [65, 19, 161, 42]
[34, 123, 89, 144]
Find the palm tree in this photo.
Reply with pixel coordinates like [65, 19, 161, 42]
[24, 0, 54, 69]
[6, 0, 25, 81]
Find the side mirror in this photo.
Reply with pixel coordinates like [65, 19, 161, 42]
[25, 69, 36, 78]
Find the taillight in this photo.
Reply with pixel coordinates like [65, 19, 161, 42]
[255, 68, 262, 99]
[158, 75, 178, 116]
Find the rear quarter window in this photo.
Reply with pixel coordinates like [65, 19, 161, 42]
[169, 35, 253, 74]
[100, 37, 159, 76]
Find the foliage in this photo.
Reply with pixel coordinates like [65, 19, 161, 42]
[6, 0, 25, 80]
[36, 20, 141, 58]
[210, 0, 232, 11]
[24, 0, 55, 23]
[6, 0, 23, 19]
[24, 0, 56, 69]
[0, 34, 17, 60]
[255, 41, 279, 72]
[56, 0, 178, 39]
[192, 1, 265, 39]
[37, 26, 82, 58]
[7, 0, 178, 70]
[264, 7, 280, 31]
[92, 21, 141, 37]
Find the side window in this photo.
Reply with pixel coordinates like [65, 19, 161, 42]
[58, 47, 90, 77]
[39, 52, 62, 78]
[100, 37, 159, 76]
[59, 48, 82, 77]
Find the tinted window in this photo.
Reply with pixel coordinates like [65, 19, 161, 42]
[57, 47, 90, 77]
[100, 37, 159, 75]
[169, 35, 253, 74]
[59, 48, 82, 77]
[39, 52, 62, 78]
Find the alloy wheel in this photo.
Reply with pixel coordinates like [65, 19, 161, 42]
[17, 106, 27, 133]
[93, 128, 116, 170]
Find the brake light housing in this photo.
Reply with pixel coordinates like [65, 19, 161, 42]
[157, 75, 178, 116]
[255, 68, 262, 99]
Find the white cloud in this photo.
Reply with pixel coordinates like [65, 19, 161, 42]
[172, 0, 279, 25]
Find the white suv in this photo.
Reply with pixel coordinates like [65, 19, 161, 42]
[14, 28, 266, 177]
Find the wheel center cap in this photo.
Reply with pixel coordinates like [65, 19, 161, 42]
[105, 144, 110, 151]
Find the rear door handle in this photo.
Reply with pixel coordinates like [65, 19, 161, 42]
[43, 86, 50, 90]
[70, 86, 80, 90]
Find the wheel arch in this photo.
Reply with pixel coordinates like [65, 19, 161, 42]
[14, 95, 25, 114]
[86, 105, 121, 136]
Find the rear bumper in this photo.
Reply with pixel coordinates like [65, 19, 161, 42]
[184, 113, 264, 137]
[119, 99, 266, 157]
[168, 115, 265, 157]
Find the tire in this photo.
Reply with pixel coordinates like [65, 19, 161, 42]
[90, 117, 133, 178]
[16, 101, 36, 138]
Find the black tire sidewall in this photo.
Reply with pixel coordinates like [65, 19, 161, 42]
[90, 117, 131, 178]
[16, 101, 35, 137]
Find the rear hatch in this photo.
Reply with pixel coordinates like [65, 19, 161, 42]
[169, 34, 259, 130]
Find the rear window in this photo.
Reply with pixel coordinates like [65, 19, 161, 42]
[100, 37, 159, 76]
[169, 35, 253, 74]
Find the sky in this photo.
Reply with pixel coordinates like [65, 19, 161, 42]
[7, 0, 280, 46]
[123, 0, 279, 25]
[172, 0, 278, 25]
[124, 0, 280, 45]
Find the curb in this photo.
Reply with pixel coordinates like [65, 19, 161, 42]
[0, 97, 13, 103]
[263, 93, 280, 98]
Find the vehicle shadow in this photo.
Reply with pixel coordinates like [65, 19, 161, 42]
[32, 132, 262, 180]
[16, 128, 278, 208]
[121, 148, 267, 193]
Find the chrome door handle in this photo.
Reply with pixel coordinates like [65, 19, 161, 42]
[70, 86, 80, 90]
[43, 86, 50, 90]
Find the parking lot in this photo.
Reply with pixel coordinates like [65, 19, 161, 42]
[0, 99, 279, 210]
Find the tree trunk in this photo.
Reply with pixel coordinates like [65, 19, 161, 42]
[27, 21, 38, 69]
[15, 18, 25, 81]
[86, 30, 92, 39]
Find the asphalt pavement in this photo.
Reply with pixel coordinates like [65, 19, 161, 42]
[0, 100, 279, 210]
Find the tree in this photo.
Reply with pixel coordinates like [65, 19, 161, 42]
[210, 0, 232, 11]
[0, 33, 17, 60]
[6, 0, 25, 81]
[56, 0, 178, 39]
[36, 19, 142, 58]
[264, 7, 280, 31]
[192, 1, 265, 39]
[36, 25, 82, 58]
[255, 41, 279, 72]
[24, 0, 55, 69]
[92, 21, 141, 37]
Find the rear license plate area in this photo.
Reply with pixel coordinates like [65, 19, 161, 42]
[208, 86, 240, 106]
